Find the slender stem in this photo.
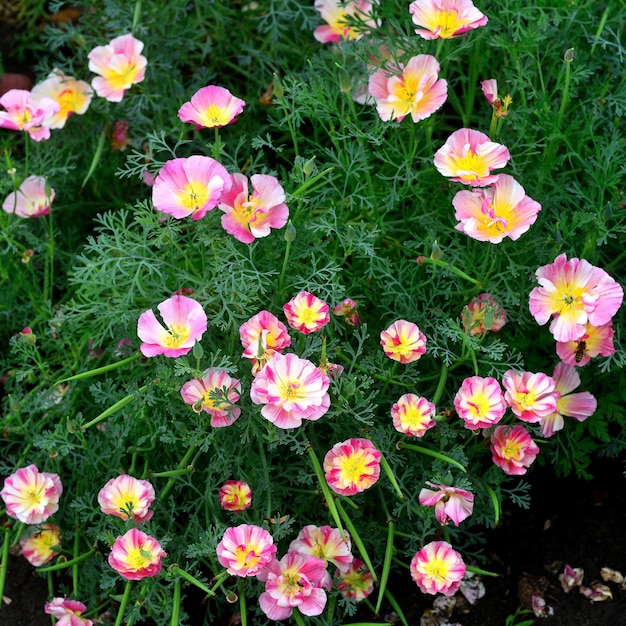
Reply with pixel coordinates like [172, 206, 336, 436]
[170, 579, 181, 626]
[374, 520, 394, 615]
[72, 530, 80, 596]
[557, 50, 574, 129]
[159, 446, 198, 502]
[78, 386, 147, 431]
[54, 354, 141, 384]
[132, 0, 142, 33]
[418, 257, 482, 285]
[114, 581, 133, 626]
[38, 549, 96, 572]
[239, 579, 247, 626]
[0, 528, 10, 607]
[397, 442, 467, 473]
[466, 564, 500, 577]
[431, 364, 448, 406]
[336, 499, 378, 583]
[291, 610, 306, 626]
[379, 454, 404, 502]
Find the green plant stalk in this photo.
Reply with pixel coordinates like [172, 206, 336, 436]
[212, 127, 222, 161]
[0, 528, 10, 610]
[170, 565, 228, 597]
[132, 0, 142, 33]
[292, 609, 306, 626]
[397, 442, 467, 473]
[38, 549, 96, 572]
[466, 564, 500, 577]
[379, 454, 404, 502]
[336, 499, 378, 583]
[73, 530, 80, 596]
[55, 353, 141, 384]
[384, 589, 409, 626]
[239, 579, 247, 626]
[335, 349, 413, 387]
[81, 129, 106, 189]
[159, 445, 198, 502]
[290, 166, 335, 198]
[78, 386, 147, 431]
[374, 520, 395, 615]
[114, 580, 133, 626]
[278, 236, 292, 294]
[44, 210, 55, 304]
[483, 482, 500, 526]
[431, 363, 448, 406]
[418, 257, 482, 285]
[149, 467, 195, 478]
[557, 55, 572, 130]
[170, 578, 181, 626]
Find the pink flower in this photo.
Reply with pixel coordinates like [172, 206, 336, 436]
[137, 294, 207, 358]
[180, 368, 242, 427]
[219, 480, 252, 513]
[539, 362, 597, 437]
[283, 291, 330, 334]
[434, 128, 510, 186]
[556, 321, 615, 367]
[258, 552, 328, 620]
[391, 393, 436, 437]
[410, 541, 466, 596]
[110, 119, 130, 150]
[380, 319, 427, 364]
[20, 523, 61, 567]
[313, 0, 378, 43]
[461, 293, 506, 336]
[335, 558, 375, 601]
[45, 598, 93, 626]
[0, 89, 59, 140]
[454, 376, 506, 430]
[323, 438, 381, 496]
[216, 524, 276, 577]
[178, 85, 245, 129]
[3, 176, 54, 218]
[289, 525, 353, 573]
[152, 156, 231, 220]
[1, 464, 62, 524]
[481, 79, 498, 104]
[97, 475, 155, 523]
[418, 482, 474, 526]
[218, 173, 289, 243]
[409, 0, 488, 40]
[529, 254, 623, 343]
[490, 424, 539, 475]
[239, 310, 292, 375]
[452, 174, 542, 243]
[502, 369, 558, 423]
[333, 298, 360, 326]
[108, 528, 166, 580]
[367, 54, 447, 123]
[88, 33, 147, 102]
[250, 353, 331, 428]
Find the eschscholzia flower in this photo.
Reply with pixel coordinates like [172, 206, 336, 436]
[152, 156, 231, 220]
[239, 310, 292, 375]
[538, 362, 597, 437]
[110, 119, 130, 150]
[410, 541, 466, 596]
[409, 0, 488, 40]
[452, 174, 542, 243]
[137, 294, 207, 358]
[219, 480, 252, 513]
[335, 558, 375, 601]
[313, 0, 378, 43]
[283, 291, 330, 334]
[391, 393, 436, 437]
[289, 525, 353, 573]
[88, 33, 147, 102]
[0, 89, 59, 141]
[380, 319, 427, 364]
[418, 482, 474, 526]
[502, 369, 558, 423]
[434, 128, 510, 186]
[2, 176, 54, 218]
[258, 551, 328, 620]
[461, 293, 506, 336]
[1, 464, 62, 525]
[333, 298, 361, 326]
[368, 54, 447, 123]
[323, 438, 381, 496]
[30, 69, 92, 129]
[490, 424, 539, 475]
[250, 353, 331, 428]
[556, 321, 615, 367]
[20, 524, 61, 567]
[454, 376, 506, 430]
[178, 85, 245, 129]
[45, 598, 93, 626]
[216, 524, 276, 577]
[219, 173, 289, 243]
[180, 368, 242, 427]
[481, 78, 511, 117]
[108, 528, 166, 580]
[97, 475, 155, 523]
[528, 254, 623, 343]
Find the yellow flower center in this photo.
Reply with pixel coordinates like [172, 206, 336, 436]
[199, 104, 234, 127]
[104, 63, 142, 91]
[234, 544, 261, 570]
[431, 9, 464, 38]
[337, 451, 369, 485]
[278, 568, 303, 597]
[179, 181, 209, 212]
[126, 547, 152, 570]
[422, 556, 450, 579]
[466, 393, 490, 417]
[502, 439, 523, 460]
[164, 323, 190, 348]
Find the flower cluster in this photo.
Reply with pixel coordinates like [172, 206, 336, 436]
[45, 598, 93, 626]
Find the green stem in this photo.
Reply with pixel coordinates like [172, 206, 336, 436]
[418, 257, 482, 286]
[114, 581, 133, 626]
[78, 386, 147, 431]
[170, 578, 181, 626]
[149, 467, 195, 478]
[170, 565, 227, 597]
[132, 0, 142, 33]
[557, 50, 574, 129]
[431, 364, 448, 406]
[291, 609, 306, 626]
[483, 482, 500, 526]
[239, 579, 247, 626]
[38, 549, 96, 572]
[379, 454, 404, 502]
[54, 354, 141, 384]
[397, 442, 467, 473]
[159, 446, 198, 502]
[212, 127, 222, 161]
[0, 528, 10, 608]
[278, 233, 292, 294]
[466, 564, 500, 577]
[336, 499, 378, 583]
[374, 520, 395, 615]
[72, 531, 80, 596]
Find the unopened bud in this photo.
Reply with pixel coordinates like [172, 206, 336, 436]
[302, 156, 316, 177]
[272, 74, 284, 99]
[284, 220, 296, 243]
[338, 68, 352, 94]
[430, 241, 443, 261]
[192, 340, 203, 360]
[564, 48, 575, 62]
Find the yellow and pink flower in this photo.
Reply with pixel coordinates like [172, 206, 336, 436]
[556, 321, 615, 367]
[323, 438, 381, 496]
[216, 524, 276, 577]
[333, 298, 361, 326]
[2, 176, 54, 218]
[20, 523, 61, 567]
[490, 424, 539, 475]
[460, 293, 506, 336]
[418, 482, 474, 526]
[283, 291, 330, 335]
[0, 88, 59, 141]
[218, 480, 252, 513]
[335, 558, 375, 601]
[239, 310, 292, 375]
[44, 597, 93, 626]
[289, 525, 353, 573]
[178, 85, 245, 129]
[410, 540, 466, 596]
[502, 369, 558, 424]
[97, 474, 155, 523]
[391, 393, 436, 437]
[313, 0, 378, 43]
[380, 319, 427, 364]
[108, 528, 166, 580]
[409, 0, 488, 40]
[454, 376, 506, 430]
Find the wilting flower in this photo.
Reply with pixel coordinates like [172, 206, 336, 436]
[240, 310, 292, 374]
[0, 89, 59, 141]
[559, 564, 584, 592]
[579, 583, 612, 603]
[2, 176, 54, 218]
[219, 480, 252, 513]
[434, 128, 510, 186]
[178, 85, 245, 129]
[219, 173, 289, 243]
[109, 119, 130, 150]
[418, 482, 474, 526]
[258, 551, 328, 620]
[539, 362, 597, 437]
[313, 0, 378, 43]
[1, 464, 62, 524]
[490, 424, 540, 475]
[333, 298, 361, 326]
[216, 524, 276, 577]
[30, 69, 92, 129]
[502, 369, 557, 423]
[152, 156, 231, 220]
[461, 293, 506, 336]
[88, 33, 147, 102]
[45, 598, 93, 626]
[529, 254, 623, 343]
[391, 393, 436, 437]
[454, 376, 506, 430]
[452, 174, 542, 243]
[367, 54, 447, 123]
[380, 319, 427, 364]
[556, 321, 615, 367]
[481, 79, 511, 117]
[410, 541, 466, 596]
[283, 291, 330, 334]
[289, 525, 353, 573]
[108, 528, 166, 580]
[20, 524, 61, 567]
[250, 353, 331, 428]
[409, 0, 488, 40]
[180, 368, 242, 427]
[324, 438, 381, 496]
[137, 294, 207, 358]
[335, 558, 375, 601]
[97, 475, 155, 523]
